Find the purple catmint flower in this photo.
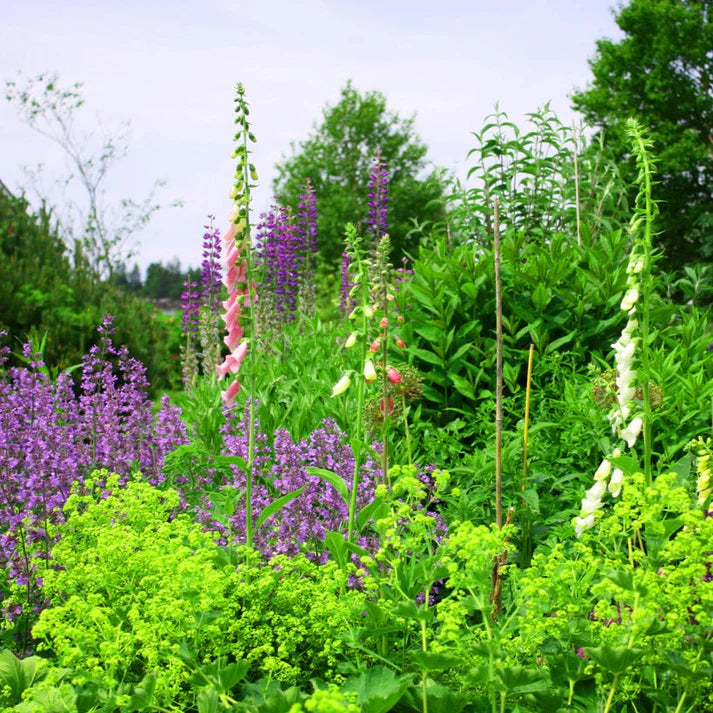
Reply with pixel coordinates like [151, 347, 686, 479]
[0, 318, 187, 624]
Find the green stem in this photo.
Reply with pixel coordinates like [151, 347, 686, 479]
[629, 122, 655, 485]
[602, 673, 620, 713]
[673, 688, 687, 713]
[347, 276, 369, 543]
[401, 393, 412, 467]
[420, 619, 429, 713]
[380, 316, 389, 488]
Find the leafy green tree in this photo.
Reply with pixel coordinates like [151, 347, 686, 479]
[273, 81, 443, 267]
[571, 0, 713, 267]
[142, 258, 190, 299]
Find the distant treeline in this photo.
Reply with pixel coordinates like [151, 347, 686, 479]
[113, 259, 200, 301]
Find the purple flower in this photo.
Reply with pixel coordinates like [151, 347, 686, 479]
[367, 152, 389, 245]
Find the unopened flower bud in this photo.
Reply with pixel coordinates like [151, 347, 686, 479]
[395, 337, 406, 348]
[380, 318, 388, 328]
[345, 331, 358, 348]
[369, 339, 381, 353]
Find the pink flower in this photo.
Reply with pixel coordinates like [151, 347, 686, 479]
[395, 337, 406, 348]
[369, 339, 381, 353]
[221, 379, 241, 405]
[387, 367, 402, 384]
[217, 341, 248, 378]
[380, 317, 388, 328]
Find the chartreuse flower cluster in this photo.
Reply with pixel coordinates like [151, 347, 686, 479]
[575, 120, 656, 537]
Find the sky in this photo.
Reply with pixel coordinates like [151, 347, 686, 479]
[1, 0, 623, 276]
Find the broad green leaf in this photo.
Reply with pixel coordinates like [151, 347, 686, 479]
[356, 497, 388, 532]
[197, 687, 219, 713]
[520, 487, 540, 513]
[304, 467, 349, 505]
[586, 645, 643, 674]
[342, 666, 409, 713]
[127, 672, 157, 712]
[411, 651, 462, 671]
[411, 347, 444, 367]
[255, 487, 305, 529]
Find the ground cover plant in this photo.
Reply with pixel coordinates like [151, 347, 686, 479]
[1, 83, 712, 713]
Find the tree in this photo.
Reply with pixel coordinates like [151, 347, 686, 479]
[4, 72, 179, 280]
[571, 0, 713, 268]
[273, 81, 443, 268]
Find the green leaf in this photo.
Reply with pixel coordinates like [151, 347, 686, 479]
[410, 651, 462, 671]
[304, 466, 349, 505]
[586, 645, 643, 674]
[520, 487, 540, 513]
[342, 666, 410, 713]
[496, 665, 550, 695]
[324, 531, 348, 568]
[127, 672, 157, 712]
[356, 496, 388, 532]
[412, 347, 445, 367]
[255, 487, 305, 529]
[606, 455, 641, 476]
[197, 687, 219, 713]
[544, 331, 575, 354]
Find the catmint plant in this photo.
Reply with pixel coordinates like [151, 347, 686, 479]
[0, 320, 187, 641]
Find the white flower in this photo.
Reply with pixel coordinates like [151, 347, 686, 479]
[621, 416, 643, 448]
[330, 373, 351, 397]
[594, 458, 612, 481]
[621, 287, 639, 313]
[586, 479, 608, 502]
[575, 514, 596, 538]
[608, 468, 624, 498]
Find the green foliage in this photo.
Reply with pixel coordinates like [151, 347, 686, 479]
[572, 0, 713, 268]
[30, 473, 231, 708]
[402, 107, 632, 444]
[223, 552, 368, 686]
[273, 80, 442, 268]
[0, 190, 183, 390]
[510, 471, 713, 710]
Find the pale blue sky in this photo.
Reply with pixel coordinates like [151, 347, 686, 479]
[1, 0, 622, 273]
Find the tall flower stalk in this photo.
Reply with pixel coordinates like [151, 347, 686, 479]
[216, 83, 258, 548]
[199, 217, 223, 376]
[295, 179, 318, 320]
[331, 224, 370, 543]
[575, 119, 657, 537]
